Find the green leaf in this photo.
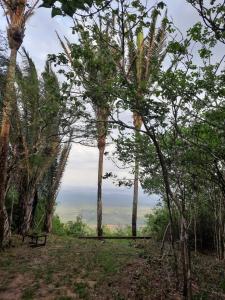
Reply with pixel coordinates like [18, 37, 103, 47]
[51, 7, 63, 17]
[40, 0, 56, 8]
[157, 1, 166, 9]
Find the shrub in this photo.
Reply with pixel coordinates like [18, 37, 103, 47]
[52, 215, 66, 236]
[142, 207, 170, 241]
[65, 216, 90, 236]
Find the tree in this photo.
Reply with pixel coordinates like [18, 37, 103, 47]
[126, 9, 167, 236]
[43, 140, 72, 233]
[56, 17, 118, 236]
[188, 0, 225, 43]
[0, 31, 8, 108]
[12, 52, 72, 235]
[41, 0, 108, 17]
[0, 0, 40, 247]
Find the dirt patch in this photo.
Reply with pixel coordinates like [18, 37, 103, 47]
[0, 273, 34, 300]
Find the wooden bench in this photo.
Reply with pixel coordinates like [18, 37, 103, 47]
[22, 233, 48, 246]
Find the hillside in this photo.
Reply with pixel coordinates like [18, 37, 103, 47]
[0, 236, 225, 299]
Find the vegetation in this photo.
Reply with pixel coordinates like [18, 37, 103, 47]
[0, 0, 225, 299]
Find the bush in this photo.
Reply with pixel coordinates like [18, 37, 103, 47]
[65, 216, 90, 236]
[52, 215, 94, 237]
[101, 225, 132, 236]
[114, 225, 132, 236]
[143, 204, 215, 251]
[142, 207, 170, 241]
[52, 215, 66, 236]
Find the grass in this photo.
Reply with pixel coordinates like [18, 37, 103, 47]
[74, 282, 89, 299]
[0, 235, 225, 299]
[0, 236, 139, 299]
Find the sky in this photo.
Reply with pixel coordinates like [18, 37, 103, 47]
[0, 1, 206, 223]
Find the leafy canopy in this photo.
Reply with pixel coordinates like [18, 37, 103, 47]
[41, 0, 107, 17]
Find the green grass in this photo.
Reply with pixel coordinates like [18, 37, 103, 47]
[0, 235, 225, 299]
[74, 282, 89, 299]
[21, 287, 36, 300]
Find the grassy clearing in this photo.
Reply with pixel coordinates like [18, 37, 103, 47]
[0, 236, 225, 299]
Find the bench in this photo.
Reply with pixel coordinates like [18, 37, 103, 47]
[22, 233, 48, 246]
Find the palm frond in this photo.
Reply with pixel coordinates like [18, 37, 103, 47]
[145, 9, 158, 79]
[136, 29, 145, 85]
[56, 31, 73, 65]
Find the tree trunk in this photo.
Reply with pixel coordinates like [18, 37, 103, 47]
[180, 216, 192, 300]
[97, 139, 106, 237]
[44, 198, 55, 233]
[0, 48, 17, 247]
[31, 190, 39, 230]
[218, 196, 224, 260]
[132, 158, 139, 236]
[132, 112, 142, 237]
[145, 127, 181, 286]
[44, 209, 54, 233]
[160, 222, 171, 254]
[18, 180, 36, 236]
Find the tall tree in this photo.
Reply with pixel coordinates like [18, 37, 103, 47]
[127, 11, 167, 236]
[0, 0, 39, 247]
[13, 52, 71, 235]
[43, 139, 72, 233]
[56, 19, 118, 236]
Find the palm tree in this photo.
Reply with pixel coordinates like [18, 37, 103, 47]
[0, 0, 39, 247]
[57, 22, 117, 236]
[43, 141, 72, 233]
[127, 10, 167, 236]
[13, 51, 69, 235]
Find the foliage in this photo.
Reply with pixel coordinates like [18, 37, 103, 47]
[52, 215, 93, 236]
[65, 216, 90, 236]
[188, 0, 225, 43]
[142, 207, 170, 240]
[52, 215, 66, 236]
[102, 225, 133, 237]
[41, 0, 107, 17]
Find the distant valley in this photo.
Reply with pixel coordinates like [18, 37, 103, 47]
[56, 187, 159, 226]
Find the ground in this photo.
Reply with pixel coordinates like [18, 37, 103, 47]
[0, 236, 225, 299]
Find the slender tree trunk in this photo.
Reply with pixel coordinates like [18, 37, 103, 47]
[0, 48, 17, 247]
[160, 222, 171, 254]
[145, 127, 181, 286]
[194, 213, 197, 255]
[132, 158, 139, 236]
[181, 216, 192, 300]
[97, 139, 106, 237]
[132, 112, 142, 237]
[193, 201, 197, 254]
[218, 196, 224, 260]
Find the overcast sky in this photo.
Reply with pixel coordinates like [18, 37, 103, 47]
[0, 1, 201, 192]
